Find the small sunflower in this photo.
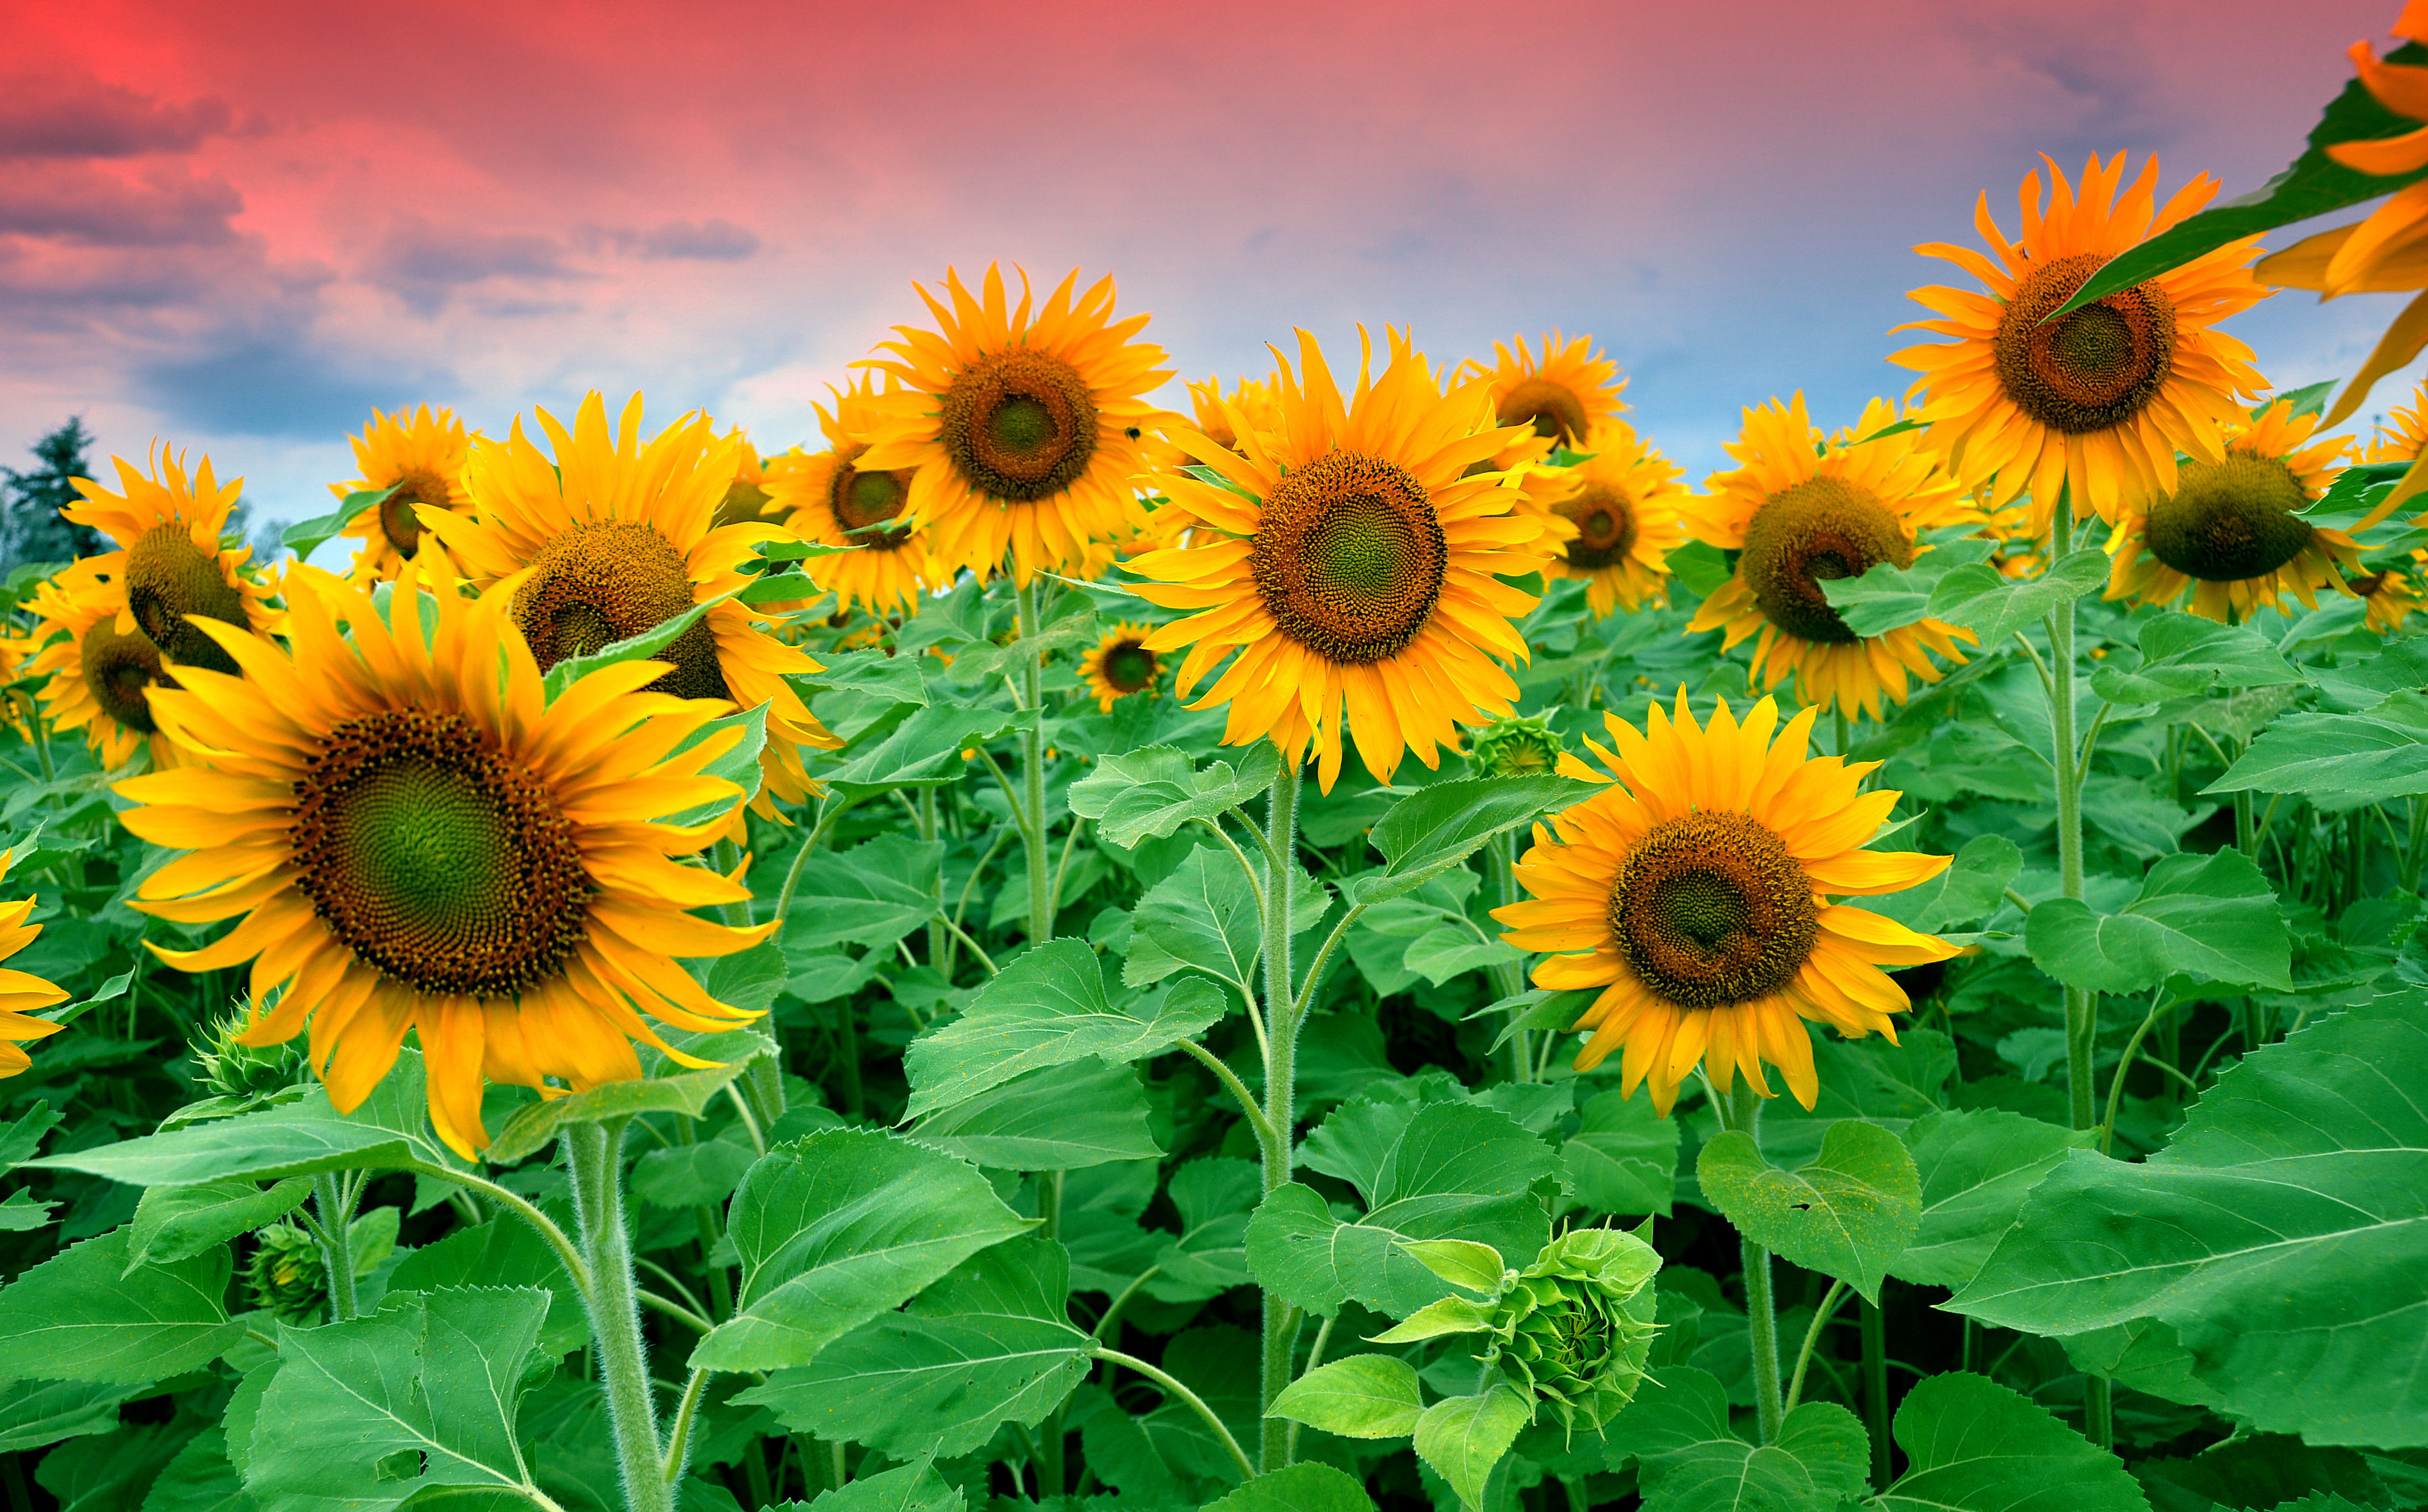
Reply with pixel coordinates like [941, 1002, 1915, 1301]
[712, 432, 798, 532]
[1078, 623, 1161, 711]
[424, 393, 842, 812]
[1171, 372, 1281, 460]
[762, 375, 944, 618]
[2365, 377, 2428, 463]
[1131, 328, 1550, 790]
[0, 851, 69, 1078]
[17, 559, 179, 769]
[334, 406, 475, 582]
[1493, 691, 1957, 1114]
[2105, 400, 2359, 622]
[2353, 562, 2422, 632]
[64, 446, 275, 676]
[1538, 420, 1688, 616]
[1891, 153, 2271, 527]
[116, 563, 774, 1157]
[1470, 330, 1629, 462]
[1683, 395, 1977, 721]
[856, 264, 1173, 585]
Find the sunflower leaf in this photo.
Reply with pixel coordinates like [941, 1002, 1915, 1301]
[280, 485, 396, 560]
[1818, 536, 1998, 638]
[538, 578, 749, 702]
[657, 702, 768, 828]
[2207, 688, 2428, 806]
[787, 646, 930, 708]
[1664, 540, 1734, 599]
[0, 1228, 242, 1383]
[485, 1039, 774, 1165]
[1925, 547, 2108, 647]
[1890, 1109, 2096, 1290]
[938, 609, 1101, 686]
[1068, 742, 1281, 849]
[820, 705, 1036, 799]
[1203, 1464, 1379, 1512]
[1345, 776, 1599, 907]
[1562, 1086, 1682, 1219]
[125, 1176, 310, 1272]
[1697, 1119, 1922, 1303]
[2088, 608, 2303, 705]
[2023, 849, 2292, 995]
[1412, 1386, 1532, 1512]
[910, 1059, 1164, 1171]
[1615, 1364, 1871, 1512]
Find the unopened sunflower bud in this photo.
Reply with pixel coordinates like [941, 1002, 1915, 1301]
[244, 1223, 328, 1323]
[1469, 712, 1564, 778]
[1485, 1227, 1661, 1435]
[196, 1007, 308, 1098]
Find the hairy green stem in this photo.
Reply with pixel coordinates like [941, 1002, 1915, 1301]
[312, 1172, 358, 1323]
[1724, 1082, 1784, 1444]
[772, 797, 855, 942]
[919, 788, 948, 969]
[400, 1160, 594, 1296]
[566, 1120, 670, 1512]
[1784, 1278, 1850, 1412]
[1486, 832, 1529, 1080]
[1258, 745, 1302, 1472]
[1016, 577, 1055, 943]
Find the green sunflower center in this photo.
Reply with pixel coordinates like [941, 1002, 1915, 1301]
[829, 446, 918, 552]
[512, 521, 730, 700]
[1739, 476, 1912, 645]
[126, 524, 248, 675]
[379, 468, 450, 558]
[1497, 378, 1589, 446]
[1559, 483, 1638, 571]
[289, 709, 595, 998]
[1994, 252, 2178, 435]
[79, 619, 170, 733]
[2144, 453, 2315, 582]
[938, 349, 1100, 502]
[1249, 449, 1448, 665]
[1609, 811, 1817, 1009]
[1102, 641, 1157, 693]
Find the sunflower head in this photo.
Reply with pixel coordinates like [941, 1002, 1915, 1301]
[19, 559, 178, 770]
[0, 850, 67, 1079]
[244, 1225, 329, 1323]
[1473, 331, 1629, 456]
[763, 375, 941, 619]
[197, 1005, 310, 1098]
[66, 445, 271, 676]
[1079, 623, 1162, 712]
[336, 405, 475, 582]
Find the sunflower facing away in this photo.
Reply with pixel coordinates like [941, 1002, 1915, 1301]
[1471, 330, 1629, 464]
[115, 565, 775, 1157]
[2106, 399, 2360, 622]
[64, 447, 275, 676]
[17, 559, 179, 769]
[762, 374, 944, 618]
[1080, 623, 1162, 710]
[1131, 328, 1551, 790]
[1892, 153, 2271, 528]
[0, 851, 69, 1078]
[1539, 419, 1689, 616]
[855, 264, 1173, 585]
[1494, 691, 1957, 1113]
[1684, 395, 1977, 720]
[424, 393, 841, 812]
[334, 406, 475, 582]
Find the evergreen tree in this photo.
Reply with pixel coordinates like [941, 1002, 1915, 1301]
[1, 419, 106, 571]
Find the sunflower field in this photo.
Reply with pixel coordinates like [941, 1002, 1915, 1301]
[5, 30, 2428, 1512]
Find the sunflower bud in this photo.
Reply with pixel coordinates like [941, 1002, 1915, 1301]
[1485, 1227, 1661, 1434]
[1469, 712, 1563, 778]
[195, 1007, 308, 1098]
[243, 1224, 328, 1324]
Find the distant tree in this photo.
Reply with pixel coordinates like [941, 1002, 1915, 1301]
[1, 419, 107, 571]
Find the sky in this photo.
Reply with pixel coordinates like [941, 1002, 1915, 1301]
[0, 0, 2411, 537]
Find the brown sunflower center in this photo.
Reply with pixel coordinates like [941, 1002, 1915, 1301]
[1740, 476, 1912, 644]
[1102, 640, 1157, 693]
[290, 709, 594, 998]
[2144, 453, 2314, 582]
[2351, 570, 2389, 596]
[829, 445, 919, 552]
[1249, 449, 1448, 665]
[379, 469, 451, 558]
[1559, 483, 1638, 570]
[938, 349, 1100, 502]
[80, 619, 171, 733]
[126, 524, 248, 675]
[512, 521, 730, 700]
[1994, 252, 2178, 436]
[1610, 811, 1817, 1009]
[1497, 378, 1589, 446]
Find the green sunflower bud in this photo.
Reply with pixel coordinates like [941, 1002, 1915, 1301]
[195, 1006, 308, 1099]
[1469, 711, 1564, 778]
[1484, 1227, 1661, 1434]
[244, 1223, 328, 1324]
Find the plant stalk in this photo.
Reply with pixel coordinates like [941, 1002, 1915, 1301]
[1725, 1081, 1785, 1445]
[312, 1172, 358, 1323]
[1015, 577, 1055, 943]
[1485, 832, 1529, 1081]
[1258, 743, 1302, 1472]
[566, 1119, 671, 1512]
[1860, 1294, 1890, 1487]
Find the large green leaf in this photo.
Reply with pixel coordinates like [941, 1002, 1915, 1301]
[784, 835, 943, 952]
[1344, 777, 1599, 906]
[1266, 1355, 1424, 1439]
[2132, 1434, 2389, 1512]
[1820, 536, 1999, 637]
[485, 1028, 777, 1164]
[2024, 849, 2292, 995]
[1926, 548, 2111, 648]
[1121, 844, 1262, 993]
[909, 1057, 1164, 1170]
[1869, 834, 2024, 934]
[1066, 742, 1281, 849]
[539, 580, 748, 701]
[1618, 1364, 1869, 1512]
[2089, 615, 2302, 705]
[385, 1217, 589, 1357]
[901, 939, 1224, 1119]
[1698, 1119, 1921, 1303]
[820, 705, 1036, 799]
[1413, 1386, 1531, 1512]
[136, 1424, 246, 1512]
[786, 647, 931, 709]
[692, 1128, 1032, 1374]
[0, 1378, 135, 1454]
[1949, 995, 2428, 1447]
[780, 1458, 964, 1511]
[1146, 1157, 1261, 1301]
[0, 1228, 240, 1382]
[2209, 690, 2428, 807]
[126, 1177, 310, 1271]
[1201, 1462, 1377, 1511]
[1873, 1371, 2145, 1512]
[1561, 1086, 1679, 1218]
[659, 704, 769, 827]
[1891, 1110, 2095, 1290]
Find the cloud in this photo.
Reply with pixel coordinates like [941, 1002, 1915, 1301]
[583, 218, 762, 260]
[0, 160, 242, 247]
[362, 215, 584, 316]
[0, 71, 243, 160]
[134, 312, 448, 439]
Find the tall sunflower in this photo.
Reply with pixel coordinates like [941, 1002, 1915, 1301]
[2106, 399, 2359, 622]
[1079, 623, 1162, 711]
[0, 852, 68, 1079]
[17, 559, 179, 769]
[1130, 328, 1549, 791]
[1493, 692, 1957, 1113]
[116, 564, 774, 1157]
[423, 393, 841, 812]
[1683, 395, 1977, 721]
[1471, 330, 1629, 459]
[1891, 153, 2271, 527]
[761, 375, 944, 618]
[64, 446, 275, 676]
[855, 264, 1173, 585]
[334, 406, 475, 583]
[1539, 419, 1688, 616]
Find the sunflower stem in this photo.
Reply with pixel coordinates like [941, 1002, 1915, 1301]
[1485, 832, 1529, 1081]
[1258, 742, 1302, 1473]
[1859, 1293, 1891, 1488]
[311, 1172, 358, 1323]
[566, 1118, 672, 1512]
[1724, 1081, 1785, 1445]
[1015, 575, 1056, 943]
[919, 788, 947, 968]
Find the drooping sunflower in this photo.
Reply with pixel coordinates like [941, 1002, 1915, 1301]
[0, 852, 68, 1078]
[1891, 153, 2272, 527]
[423, 393, 841, 812]
[2105, 399, 2359, 622]
[1683, 395, 1977, 721]
[116, 564, 774, 1157]
[1538, 419, 1689, 616]
[64, 446, 275, 676]
[1079, 623, 1162, 711]
[761, 375, 944, 618]
[334, 406, 475, 582]
[1131, 328, 1550, 790]
[1493, 691, 1957, 1113]
[1470, 330, 1629, 463]
[17, 559, 179, 769]
[855, 264, 1174, 585]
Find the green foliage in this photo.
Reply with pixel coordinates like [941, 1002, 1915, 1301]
[1698, 1119, 1922, 1302]
[1873, 1371, 2147, 1511]
[1617, 1364, 1870, 1512]
[2024, 849, 2293, 995]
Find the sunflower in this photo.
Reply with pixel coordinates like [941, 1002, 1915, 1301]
[1538, 420, 1688, 616]
[762, 375, 944, 618]
[1891, 153, 2272, 528]
[1683, 395, 1977, 721]
[1079, 624, 1162, 710]
[712, 432, 799, 532]
[2365, 377, 2428, 463]
[1470, 331, 1629, 465]
[115, 564, 774, 1157]
[17, 559, 179, 769]
[1493, 691, 1957, 1113]
[334, 406, 474, 582]
[1131, 328, 1549, 791]
[64, 446, 275, 676]
[2352, 562, 2422, 632]
[855, 264, 1173, 585]
[423, 393, 842, 812]
[0, 852, 68, 1079]
[2105, 400, 2358, 622]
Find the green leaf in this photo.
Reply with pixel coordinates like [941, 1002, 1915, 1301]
[541, 580, 748, 701]
[0, 1228, 240, 1382]
[1697, 1119, 1922, 1303]
[902, 938, 1225, 1119]
[1891, 1110, 2096, 1290]
[281, 485, 394, 559]
[1925, 548, 2111, 649]
[1562, 1086, 1681, 1218]
[1147, 1157, 1262, 1301]
[1122, 845, 1261, 992]
[1666, 541, 1734, 599]
[1819, 536, 1998, 637]
[910, 1058, 1164, 1171]
[632, 1126, 758, 1210]
[785, 835, 943, 952]
[1873, 1371, 2145, 1512]
[820, 705, 1036, 799]
[2135, 1434, 2389, 1512]
[2090, 614, 2303, 705]
[1402, 926, 1521, 986]
[692, 1127, 1032, 1374]
[138, 1424, 247, 1512]
[485, 1029, 776, 1164]
[789, 1457, 964, 1511]
[126, 1177, 310, 1272]
[1949, 995, 2428, 1447]
[1619, 1364, 1869, 1512]
[0, 1191, 56, 1232]
[659, 703, 769, 827]
[1200, 1462, 1377, 1511]
[1067, 742, 1281, 849]
[2024, 849, 2291, 995]
[1413, 1386, 1532, 1512]
[1346, 776, 1600, 906]
[0, 1379, 134, 1454]
[786, 647, 930, 709]
[935, 610, 1100, 686]
[2210, 689, 2428, 807]
[386, 1217, 590, 1357]
[1399, 1237, 1507, 1293]
[1267, 1355, 1424, 1440]
[0, 1099, 60, 1166]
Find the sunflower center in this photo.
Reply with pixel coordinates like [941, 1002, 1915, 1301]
[1739, 476, 1912, 644]
[1994, 252, 2178, 435]
[1249, 450, 1448, 665]
[1103, 641, 1157, 693]
[1559, 483, 1638, 570]
[79, 619, 170, 733]
[126, 525, 247, 675]
[938, 349, 1100, 502]
[1609, 811, 1817, 1009]
[512, 521, 730, 700]
[2144, 453, 2315, 582]
[829, 446, 918, 552]
[379, 469, 449, 558]
[1497, 378, 1589, 446]
[289, 709, 595, 998]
